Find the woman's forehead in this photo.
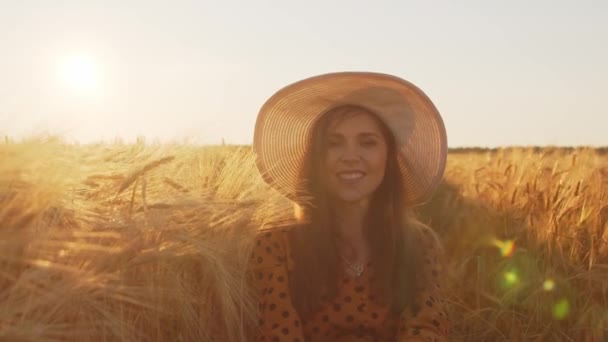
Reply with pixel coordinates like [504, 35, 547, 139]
[326, 109, 384, 135]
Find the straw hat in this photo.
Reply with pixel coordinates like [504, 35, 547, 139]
[253, 71, 447, 206]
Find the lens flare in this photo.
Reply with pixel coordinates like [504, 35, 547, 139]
[552, 298, 570, 320]
[503, 269, 519, 287]
[492, 239, 515, 257]
[543, 279, 555, 291]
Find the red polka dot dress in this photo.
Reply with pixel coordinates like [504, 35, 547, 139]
[250, 225, 449, 341]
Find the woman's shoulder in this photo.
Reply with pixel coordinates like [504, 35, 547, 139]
[409, 221, 444, 254]
[254, 221, 304, 243]
[250, 222, 304, 269]
[408, 221, 447, 288]
[408, 221, 445, 271]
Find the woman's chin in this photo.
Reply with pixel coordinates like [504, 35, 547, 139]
[333, 193, 371, 206]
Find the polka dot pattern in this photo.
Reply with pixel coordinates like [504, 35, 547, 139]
[250, 226, 449, 341]
[397, 227, 450, 341]
[250, 228, 304, 341]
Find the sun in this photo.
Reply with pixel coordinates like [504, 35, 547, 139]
[58, 54, 101, 95]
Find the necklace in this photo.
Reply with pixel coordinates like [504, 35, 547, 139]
[339, 254, 367, 277]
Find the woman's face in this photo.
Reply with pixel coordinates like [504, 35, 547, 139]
[322, 109, 389, 205]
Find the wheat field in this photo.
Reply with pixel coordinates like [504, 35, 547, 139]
[1, 136, 607, 341]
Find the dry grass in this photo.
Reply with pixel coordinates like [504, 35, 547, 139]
[1, 136, 606, 341]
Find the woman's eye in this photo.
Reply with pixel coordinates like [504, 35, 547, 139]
[327, 140, 341, 147]
[362, 140, 377, 147]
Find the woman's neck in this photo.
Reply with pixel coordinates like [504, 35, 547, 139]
[331, 199, 370, 259]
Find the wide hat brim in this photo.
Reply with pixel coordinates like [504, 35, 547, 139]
[253, 71, 447, 207]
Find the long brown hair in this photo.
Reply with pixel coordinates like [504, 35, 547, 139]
[288, 105, 426, 317]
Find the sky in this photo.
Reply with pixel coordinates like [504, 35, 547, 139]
[0, 0, 607, 147]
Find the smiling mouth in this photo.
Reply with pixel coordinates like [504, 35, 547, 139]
[336, 171, 366, 181]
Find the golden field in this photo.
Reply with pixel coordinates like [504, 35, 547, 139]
[1, 137, 607, 341]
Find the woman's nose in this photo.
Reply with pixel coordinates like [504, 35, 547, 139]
[339, 144, 360, 162]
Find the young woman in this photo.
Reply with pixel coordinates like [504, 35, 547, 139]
[250, 72, 449, 341]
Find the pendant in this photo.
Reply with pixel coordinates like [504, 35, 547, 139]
[346, 262, 365, 277]
[339, 254, 366, 277]
[351, 264, 364, 277]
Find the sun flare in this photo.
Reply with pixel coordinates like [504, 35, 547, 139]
[58, 54, 101, 95]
